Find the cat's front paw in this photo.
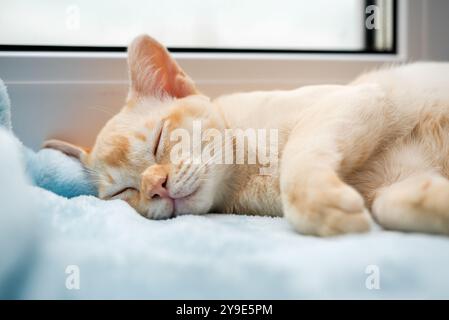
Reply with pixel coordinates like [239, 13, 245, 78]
[282, 172, 372, 236]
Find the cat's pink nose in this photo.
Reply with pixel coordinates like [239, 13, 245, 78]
[147, 175, 168, 199]
[141, 165, 170, 200]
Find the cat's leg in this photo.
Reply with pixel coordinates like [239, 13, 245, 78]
[280, 85, 391, 236]
[372, 171, 449, 235]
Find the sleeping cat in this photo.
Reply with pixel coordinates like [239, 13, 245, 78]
[45, 35, 449, 237]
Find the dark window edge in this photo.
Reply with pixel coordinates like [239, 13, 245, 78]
[0, 45, 396, 55]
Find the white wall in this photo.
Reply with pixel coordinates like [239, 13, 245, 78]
[407, 0, 449, 61]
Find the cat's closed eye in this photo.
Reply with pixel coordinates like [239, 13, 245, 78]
[153, 121, 165, 158]
[109, 187, 138, 199]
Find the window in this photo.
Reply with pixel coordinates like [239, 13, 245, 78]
[0, 0, 396, 53]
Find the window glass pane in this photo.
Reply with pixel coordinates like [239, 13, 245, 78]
[0, 0, 367, 50]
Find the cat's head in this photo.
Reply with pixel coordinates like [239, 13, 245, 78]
[44, 35, 227, 219]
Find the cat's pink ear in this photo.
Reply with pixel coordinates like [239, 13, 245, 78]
[127, 35, 198, 99]
[42, 139, 89, 164]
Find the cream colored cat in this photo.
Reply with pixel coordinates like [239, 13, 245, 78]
[45, 35, 449, 237]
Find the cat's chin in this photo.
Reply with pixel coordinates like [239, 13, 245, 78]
[144, 197, 175, 220]
[172, 187, 212, 216]
[172, 191, 200, 216]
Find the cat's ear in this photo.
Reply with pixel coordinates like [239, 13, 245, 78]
[127, 34, 198, 99]
[42, 139, 89, 164]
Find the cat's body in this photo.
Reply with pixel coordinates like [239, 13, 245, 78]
[215, 63, 449, 217]
[211, 85, 341, 216]
[45, 35, 449, 236]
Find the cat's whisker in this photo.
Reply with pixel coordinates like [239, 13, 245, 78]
[87, 105, 116, 117]
[82, 167, 99, 177]
[173, 144, 221, 185]
[82, 167, 103, 186]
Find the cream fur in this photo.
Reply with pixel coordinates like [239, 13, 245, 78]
[46, 35, 449, 237]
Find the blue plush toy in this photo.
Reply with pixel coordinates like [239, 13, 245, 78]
[0, 79, 97, 198]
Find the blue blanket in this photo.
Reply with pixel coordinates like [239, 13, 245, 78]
[1, 80, 449, 299]
[0, 80, 96, 198]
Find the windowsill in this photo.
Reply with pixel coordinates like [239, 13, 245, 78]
[0, 50, 406, 86]
[0, 50, 406, 150]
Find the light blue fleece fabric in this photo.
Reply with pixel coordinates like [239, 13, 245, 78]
[0, 127, 449, 299]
